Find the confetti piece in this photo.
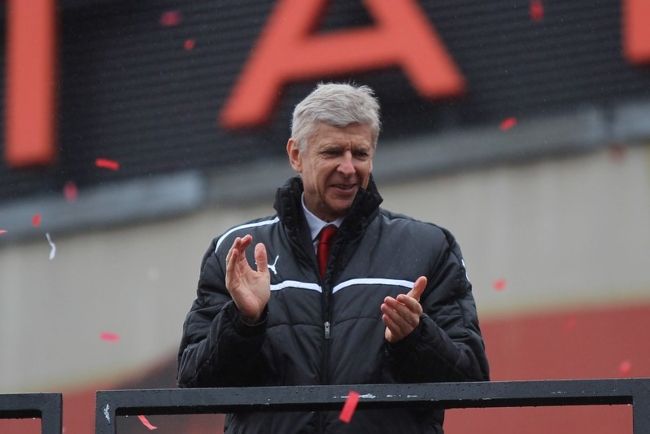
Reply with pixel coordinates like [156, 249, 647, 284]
[32, 213, 42, 227]
[45, 233, 56, 260]
[95, 158, 120, 171]
[499, 117, 517, 131]
[184, 38, 196, 51]
[0, 229, 7, 236]
[137, 415, 157, 430]
[63, 181, 78, 203]
[100, 332, 120, 342]
[339, 390, 360, 424]
[492, 278, 507, 291]
[618, 360, 632, 375]
[530, 0, 544, 22]
[160, 10, 181, 27]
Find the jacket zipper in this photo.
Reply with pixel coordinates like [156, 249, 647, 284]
[322, 283, 332, 384]
[318, 233, 342, 432]
[324, 320, 331, 339]
[321, 235, 336, 375]
[319, 267, 333, 434]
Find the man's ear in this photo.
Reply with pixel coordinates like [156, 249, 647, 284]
[287, 138, 302, 173]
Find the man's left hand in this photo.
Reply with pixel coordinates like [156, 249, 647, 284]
[381, 276, 427, 343]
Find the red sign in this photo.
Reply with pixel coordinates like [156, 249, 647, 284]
[5, 0, 57, 168]
[623, 0, 650, 63]
[219, 0, 466, 129]
[3, 0, 650, 167]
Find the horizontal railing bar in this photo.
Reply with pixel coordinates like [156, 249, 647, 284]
[97, 378, 648, 416]
[96, 379, 650, 434]
[0, 393, 60, 418]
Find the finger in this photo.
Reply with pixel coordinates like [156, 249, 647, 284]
[396, 294, 423, 315]
[382, 313, 400, 338]
[406, 276, 427, 301]
[254, 243, 268, 274]
[381, 312, 406, 343]
[237, 234, 253, 252]
[384, 296, 414, 315]
[225, 248, 238, 283]
[382, 313, 396, 332]
[381, 301, 411, 335]
[384, 298, 419, 329]
[226, 237, 243, 266]
[230, 236, 254, 270]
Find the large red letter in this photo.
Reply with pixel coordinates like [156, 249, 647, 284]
[220, 0, 465, 129]
[5, 0, 57, 167]
[623, 0, 650, 64]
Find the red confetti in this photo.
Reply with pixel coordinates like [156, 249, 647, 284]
[530, 0, 544, 22]
[492, 278, 507, 291]
[184, 38, 196, 51]
[499, 117, 517, 131]
[0, 229, 7, 236]
[100, 332, 120, 342]
[32, 213, 42, 227]
[63, 181, 78, 203]
[137, 415, 157, 430]
[339, 390, 360, 424]
[95, 158, 120, 171]
[618, 360, 632, 376]
[160, 10, 181, 27]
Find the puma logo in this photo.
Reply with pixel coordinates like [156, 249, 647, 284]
[268, 255, 280, 276]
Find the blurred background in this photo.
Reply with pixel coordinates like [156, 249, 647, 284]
[1, 0, 649, 433]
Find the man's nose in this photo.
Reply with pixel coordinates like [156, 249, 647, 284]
[337, 152, 355, 176]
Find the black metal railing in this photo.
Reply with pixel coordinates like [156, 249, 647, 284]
[0, 393, 62, 434]
[95, 378, 650, 434]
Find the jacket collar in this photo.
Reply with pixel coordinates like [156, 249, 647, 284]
[273, 175, 383, 245]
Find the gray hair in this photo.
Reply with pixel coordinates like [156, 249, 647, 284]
[291, 83, 381, 150]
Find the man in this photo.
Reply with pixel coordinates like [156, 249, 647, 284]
[177, 83, 489, 433]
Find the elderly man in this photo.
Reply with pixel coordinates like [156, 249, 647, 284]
[177, 83, 489, 433]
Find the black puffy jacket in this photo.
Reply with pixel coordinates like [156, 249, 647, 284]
[178, 177, 489, 433]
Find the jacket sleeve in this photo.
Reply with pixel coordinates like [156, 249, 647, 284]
[177, 239, 268, 388]
[386, 227, 490, 383]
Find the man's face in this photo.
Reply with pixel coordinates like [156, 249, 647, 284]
[287, 122, 375, 222]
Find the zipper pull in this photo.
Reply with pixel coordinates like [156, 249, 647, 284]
[324, 321, 331, 339]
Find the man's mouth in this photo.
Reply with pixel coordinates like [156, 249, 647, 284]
[332, 183, 357, 191]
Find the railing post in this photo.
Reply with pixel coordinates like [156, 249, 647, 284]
[95, 392, 116, 434]
[633, 380, 650, 434]
[40, 394, 63, 434]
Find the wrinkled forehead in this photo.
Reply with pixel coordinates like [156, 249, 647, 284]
[307, 121, 376, 148]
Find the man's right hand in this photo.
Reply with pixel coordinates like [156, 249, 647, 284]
[225, 234, 270, 323]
